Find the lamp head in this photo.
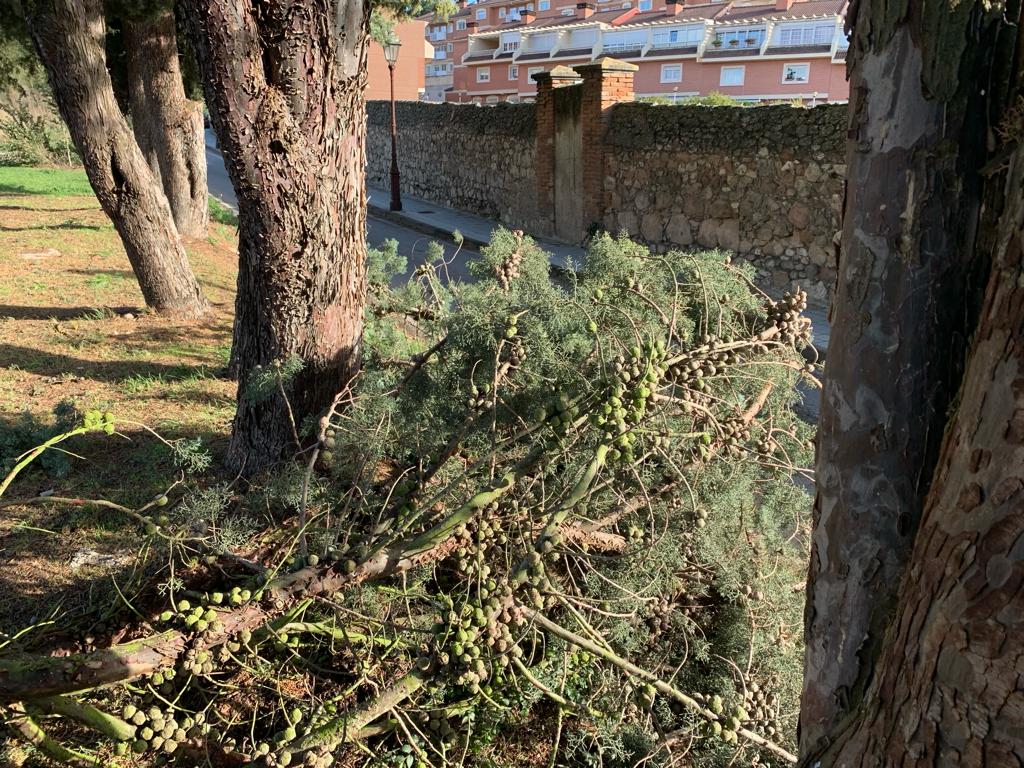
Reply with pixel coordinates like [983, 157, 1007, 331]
[382, 39, 401, 65]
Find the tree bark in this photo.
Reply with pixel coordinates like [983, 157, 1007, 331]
[22, 0, 209, 319]
[800, 0, 1016, 751]
[182, 0, 369, 474]
[808, 117, 1024, 768]
[123, 9, 208, 239]
[801, 0, 1023, 758]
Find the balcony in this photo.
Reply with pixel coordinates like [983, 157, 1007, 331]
[703, 30, 765, 58]
[600, 41, 644, 57]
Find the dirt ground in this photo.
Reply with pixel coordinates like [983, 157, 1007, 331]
[0, 184, 239, 635]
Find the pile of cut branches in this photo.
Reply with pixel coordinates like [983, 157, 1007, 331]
[0, 230, 817, 768]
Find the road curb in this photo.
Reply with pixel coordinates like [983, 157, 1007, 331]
[367, 203, 490, 250]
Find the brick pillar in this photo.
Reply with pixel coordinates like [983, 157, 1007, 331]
[533, 65, 582, 237]
[533, 72, 556, 236]
[573, 58, 637, 233]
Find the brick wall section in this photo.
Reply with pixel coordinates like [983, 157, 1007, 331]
[602, 102, 846, 302]
[575, 59, 637, 232]
[366, 101, 538, 228]
[534, 74, 557, 236]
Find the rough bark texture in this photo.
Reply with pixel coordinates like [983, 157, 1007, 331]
[812, 123, 1024, 768]
[23, 0, 209, 319]
[182, 0, 370, 474]
[123, 10, 209, 239]
[801, 0, 1023, 760]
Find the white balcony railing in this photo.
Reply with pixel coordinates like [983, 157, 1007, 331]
[602, 41, 644, 53]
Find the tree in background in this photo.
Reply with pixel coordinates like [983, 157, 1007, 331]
[801, 0, 1023, 762]
[181, 0, 372, 474]
[181, 0, 458, 475]
[21, 0, 209, 318]
[119, 1, 208, 238]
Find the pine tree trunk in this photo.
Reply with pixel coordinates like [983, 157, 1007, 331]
[123, 10, 208, 239]
[182, 0, 369, 474]
[23, 0, 209, 319]
[801, 0, 1022, 758]
[807, 124, 1024, 768]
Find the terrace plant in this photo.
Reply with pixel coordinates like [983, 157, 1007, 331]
[0, 231, 817, 768]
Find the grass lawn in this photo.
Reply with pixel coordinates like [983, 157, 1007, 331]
[0, 165, 94, 196]
[0, 166, 239, 638]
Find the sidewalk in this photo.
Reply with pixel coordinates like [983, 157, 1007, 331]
[366, 185, 584, 271]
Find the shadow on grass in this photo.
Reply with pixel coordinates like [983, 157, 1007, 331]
[0, 420, 229, 643]
[0, 221, 107, 232]
[0, 305, 138, 321]
[0, 343, 225, 382]
[67, 269, 136, 280]
[0, 204, 97, 213]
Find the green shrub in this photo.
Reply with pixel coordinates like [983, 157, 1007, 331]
[0, 106, 77, 166]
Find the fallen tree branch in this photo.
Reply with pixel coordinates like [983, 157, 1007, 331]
[6, 703, 100, 766]
[525, 609, 798, 764]
[287, 665, 432, 754]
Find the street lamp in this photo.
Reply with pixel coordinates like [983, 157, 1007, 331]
[382, 38, 403, 211]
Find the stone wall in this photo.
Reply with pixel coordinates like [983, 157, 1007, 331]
[366, 101, 538, 229]
[603, 103, 846, 303]
[365, 95, 847, 305]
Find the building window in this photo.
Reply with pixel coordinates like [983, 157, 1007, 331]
[502, 39, 520, 52]
[561, 7, 575, 15]
[509, 64, 519, 79]
[476, 8, 487, 19]
[782, 62, 810, 83]
[638, 0, 652, 9]
[499, 6, 506, 16]
[720, 65, 744, 86]
[447, 42, 454, 52]
[777, 24, 833, 47]
[652, 26, 702, 48]
[528, 66, 544, 79]
[539, 0, 550, 7]
[456, 19, 467, 29]
[660, 63, 682, 82]
[477, 67, 491, 82]
[485, 95, 499, 103]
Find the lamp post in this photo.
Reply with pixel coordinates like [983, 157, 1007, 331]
[382, 38, 402, 211]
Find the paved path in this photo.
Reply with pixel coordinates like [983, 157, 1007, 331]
[365, 185, 584, 271]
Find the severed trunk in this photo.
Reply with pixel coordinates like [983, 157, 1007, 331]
[182, 0, 369, 474]
[809, 123, 1024, 768]
[123, 10, 208, 239]
[23, 0, 209, 319]
[801, 0, 1023, 759]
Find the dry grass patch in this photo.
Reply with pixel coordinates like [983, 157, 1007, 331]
[0, 167, 239, 633]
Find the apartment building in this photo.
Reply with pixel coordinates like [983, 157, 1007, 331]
[424, 15, 457, 101]
[367, 20, 433, 101]
[440, 0, 849, 104]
